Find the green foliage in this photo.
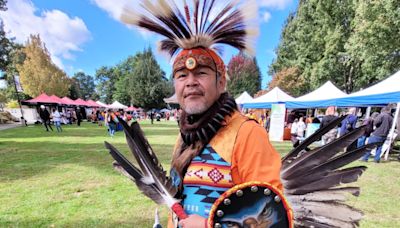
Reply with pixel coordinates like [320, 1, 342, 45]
[227, 53, 262, 97]
[127, 48, 172, 110]
[71, 72, 96, 100]
[5, 99, 18, 108]
[270, 0, 400, 94]
[0, 21, 12, 71]
[95, 66, 118, 104]
[113, 56, 137, 106]
[0, 0, 6, 11]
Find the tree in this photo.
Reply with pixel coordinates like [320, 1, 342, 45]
[346, 0, 400, 89]
[0, 0, 7, 11]
[16, 34, 70, 97]
[128, 48, 172, 110]
[95, 66, 118, 104]
[270, 0, 400, 94]
[113, 56, 137, 105]
[227, 53, 262, 97]
[267, 67, 305, 96]
[0, 21, 12, 72]
[72, 71, 96, 99]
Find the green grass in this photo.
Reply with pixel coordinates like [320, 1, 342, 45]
[0, 121, 399, 227]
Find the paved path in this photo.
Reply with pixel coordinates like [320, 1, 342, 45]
[0, 123, 21, 131]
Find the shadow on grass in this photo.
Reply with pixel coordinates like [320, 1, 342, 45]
[0, 141, 174, 182]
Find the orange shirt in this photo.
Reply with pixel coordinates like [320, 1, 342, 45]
[230, 119, 282, 190]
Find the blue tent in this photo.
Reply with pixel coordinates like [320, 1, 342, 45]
[286, 70, 400, 108]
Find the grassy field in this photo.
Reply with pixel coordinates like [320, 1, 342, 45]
[0, 121, 399, 227]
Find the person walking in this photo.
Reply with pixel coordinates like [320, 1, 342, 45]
[321, 106, 339, 145]
[52, 108, 63, 132]
[39, 105, 53, 132]
[105, 110, 117, 137]
[361, 106, 393, 162]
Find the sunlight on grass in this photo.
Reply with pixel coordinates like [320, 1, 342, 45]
[1, 121, 399, 227]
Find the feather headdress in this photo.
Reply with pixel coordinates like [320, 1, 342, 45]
[120, 0, 259, 57]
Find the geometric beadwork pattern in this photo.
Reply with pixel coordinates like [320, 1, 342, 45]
[182, 144, 234, 217]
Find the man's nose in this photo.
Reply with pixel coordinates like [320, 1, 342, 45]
[185, 72, 199, 87]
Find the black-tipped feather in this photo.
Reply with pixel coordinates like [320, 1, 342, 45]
[287, 166, 366, 195]
[105, 142, 166, 204]
[283, 115, 346, 163]
[281, 126, 366, 180]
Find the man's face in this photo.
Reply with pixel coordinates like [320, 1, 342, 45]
[174, 66, 226, 115]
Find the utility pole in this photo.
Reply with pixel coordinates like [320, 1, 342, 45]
[12, 74, 27, 126]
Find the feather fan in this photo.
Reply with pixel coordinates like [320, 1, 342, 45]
[120, 0, 259, 56]
[104, 119, 187, 219]
[283, 115, 378, 227]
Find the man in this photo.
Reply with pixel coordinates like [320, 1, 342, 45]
[170, 49, 282, 228]
[361, 106, 393, 162]
[120, 1, 282, 227]
[38, 105, 53, 132]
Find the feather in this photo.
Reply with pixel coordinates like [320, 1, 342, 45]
[287, 166, 366, 195]
[296, 216, 357, 228]
[120, 0, 258, 56]
[293, 201, 363, 222]
[281, 126, 366, 180]
[283, 143, 377, 189]
[105, 142, 166, 204]
[282, 115, 346, 163]
[118, 119, 178, 199]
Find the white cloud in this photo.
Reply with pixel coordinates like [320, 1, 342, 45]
[0, 0, 91, 69]
[90, 0, 131, 21]
[258, 0, 293, 10]
[262, 11, 272, 23]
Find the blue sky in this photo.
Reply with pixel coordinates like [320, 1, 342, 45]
[0, 0, 297, 89]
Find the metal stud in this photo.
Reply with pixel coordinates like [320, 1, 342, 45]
[214, 223, 222, 228]
[274, 195, 281, 203]
[236, 190, 243, 197]
[217, 210, 224, 217]
[223, 198, 231, 205]
[251, 186, 258, 192]
[264, 188, 271, 195]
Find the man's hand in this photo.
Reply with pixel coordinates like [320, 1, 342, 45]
[178, 214, 207, 228]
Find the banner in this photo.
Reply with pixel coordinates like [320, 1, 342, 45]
[269, 103, 286, 141]
[14, 75, 24, 92]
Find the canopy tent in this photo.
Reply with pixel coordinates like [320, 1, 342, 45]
[96, 101, 109, 108]
[86, 99, 101, 108]
[126, 106, 141, 111]
[333, 70, 400, 106]
[243, 87, 294, 109]
[61, 97, 79, 106]
[286, 81, 348, 108]
[49, 95, 68, 105]
[74, 98, 90, 106]
[235, 91, 253, 105]
[23, 93, 63, 105]
[108, 101, 128, 109]
[164, 93, 178, 104]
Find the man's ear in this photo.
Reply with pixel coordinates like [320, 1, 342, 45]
[217, 73, 227, 92]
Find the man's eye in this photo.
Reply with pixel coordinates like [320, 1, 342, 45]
[261, 206, 272, 217]
[199, 71, 208, 75]
[176, 74, 186, 79]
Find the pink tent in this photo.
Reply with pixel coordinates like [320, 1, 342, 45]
[61, 97, 79, 106]
[126, 106, 139, 111]
[74, 98, 90, 106]
[24, 93, 62, 104]
[86, 99, 101, 107]
[49, 95, 68, 105]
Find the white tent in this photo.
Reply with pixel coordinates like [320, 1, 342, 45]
[108, 101, 128, 109]
[235, 91, 253, 105]
[163, 94, 178, 104]
[296, 81, 347, 101]
[243, 87, 294, 108]
[348, 70, 400, 97]
[286, 81, 348, 108]
[96, 101, 109, 108]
